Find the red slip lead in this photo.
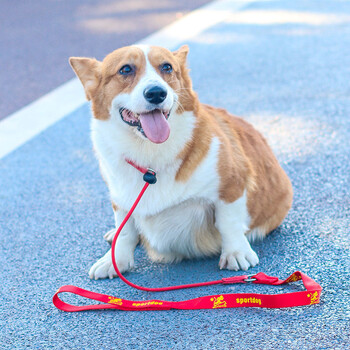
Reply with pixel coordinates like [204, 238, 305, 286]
[53, 161, 322, 312]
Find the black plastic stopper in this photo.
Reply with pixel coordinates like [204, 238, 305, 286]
[143, 171, 157, 184]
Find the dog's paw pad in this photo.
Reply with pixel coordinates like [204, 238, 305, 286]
[219, 248, 259, 271]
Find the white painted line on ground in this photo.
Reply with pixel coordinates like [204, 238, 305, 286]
[0, 0, 255, 159]
[0, 79, 86, 159]
[139, 0, 252, 48]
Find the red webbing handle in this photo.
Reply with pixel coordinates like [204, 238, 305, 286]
[53, 271, 322, 311]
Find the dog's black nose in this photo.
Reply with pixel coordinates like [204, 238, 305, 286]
[143, 86, 167, 104]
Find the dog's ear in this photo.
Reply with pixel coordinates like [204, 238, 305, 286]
[172, 45, 197, 112]
[173, 45, 189, 65]
[69, 57, 102, 100]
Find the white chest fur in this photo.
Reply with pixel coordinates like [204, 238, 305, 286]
[90, 111, 225, 259]
[91, 111, 221, 216]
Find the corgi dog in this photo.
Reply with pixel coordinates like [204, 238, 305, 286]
[69, 45, 293, 280]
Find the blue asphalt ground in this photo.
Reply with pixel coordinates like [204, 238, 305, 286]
[1, 1, 349, 349]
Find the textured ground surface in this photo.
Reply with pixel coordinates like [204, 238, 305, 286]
[1, 0, 349, 349]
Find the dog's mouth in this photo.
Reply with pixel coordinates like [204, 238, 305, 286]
[119, 108, 171, 144]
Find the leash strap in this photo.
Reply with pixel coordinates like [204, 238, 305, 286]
[53, 271, 321, 311]
[53, 161, 322, 312]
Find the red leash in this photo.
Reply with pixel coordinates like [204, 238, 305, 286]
[53, 161, 322, 312]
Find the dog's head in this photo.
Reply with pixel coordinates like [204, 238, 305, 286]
[70, 45, 197, 144]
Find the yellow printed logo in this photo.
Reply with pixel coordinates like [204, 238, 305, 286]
[286, 274, 301, 283]
[307, 291, 319, 305]
[210, 296, 227, 309]
[132, 301, 163, 307]
[236, 297, 262, 306]
[108, 297, 123, 305]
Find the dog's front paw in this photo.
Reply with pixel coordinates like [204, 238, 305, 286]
[219, 245, 259, 271]
[103, 228, 116, 244]
[89, 249, 134, 280]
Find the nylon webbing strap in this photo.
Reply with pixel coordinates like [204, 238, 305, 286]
[53, 271, 322, 312]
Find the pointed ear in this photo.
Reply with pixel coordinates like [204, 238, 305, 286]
[69, 57, 102, 100]
[173, 45, 189, 65]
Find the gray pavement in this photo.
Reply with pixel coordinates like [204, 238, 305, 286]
[0, 0, 210, 119]
[1, 0, 350, 349]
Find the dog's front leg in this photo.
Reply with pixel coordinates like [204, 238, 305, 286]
[215, 195, 259, 271]
[89, 209, 139, 279]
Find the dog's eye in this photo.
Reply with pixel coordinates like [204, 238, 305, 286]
[161, 63, 173, 73]
[119, 65, 133, 75]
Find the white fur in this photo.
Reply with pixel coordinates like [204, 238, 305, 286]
[91, 110, 198, 215]
[88, 45, 259, 279]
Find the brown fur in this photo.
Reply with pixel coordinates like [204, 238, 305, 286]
[70, 46, 146, 120]
[193, 203, 221, 256]
[174, 103, 292, 237]
[111, 201, 118, 212]
[175, 109, 212, 182]
[148, 45, 199, 114]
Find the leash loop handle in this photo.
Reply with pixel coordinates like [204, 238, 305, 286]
[53, 271, 322, 312]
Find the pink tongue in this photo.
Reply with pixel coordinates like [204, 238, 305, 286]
[139, 110, 170, 144]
